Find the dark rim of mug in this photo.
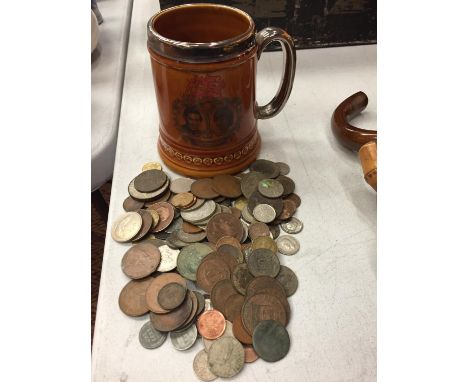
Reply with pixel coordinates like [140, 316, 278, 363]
[147, 3, 256, 63]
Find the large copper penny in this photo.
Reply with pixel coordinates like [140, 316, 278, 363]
[206, 213, 243, 244]
[145, 272, 187, 314]
[215, 236, 242, 250]
[150, 292, 193, 332]
[196, 257, 231, 294]
[277, 199, 297, 220]
[224, 294, 244, 322]
[121, 243, 161, 279]
[197, 309, 226, 340]
[245, 276, 286, 299]
[232, 314, 252, 345]
[157, 282, 187, 310]
[211, 279, 239, 315]
[134, 169, 167, 193]
[240, 171, 265, 199]
[191, 178, 220, 199]
[173, 290, 199, 332]
[231, 263, 254, 295]
[182, 221, 203, 234]
[118, 277, 153, 317]
[241, 293, 287, 335]
[212, 174, 242, 198]
[217, 244, 244, 264]
[148, 202, 174, 232]
[132, 209, 153, 241]
[248, 222, 271, 241]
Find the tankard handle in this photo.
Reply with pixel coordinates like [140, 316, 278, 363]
[255, 27, 296, 119]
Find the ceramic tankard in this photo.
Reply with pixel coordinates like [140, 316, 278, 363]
[147, 3, 296, 177]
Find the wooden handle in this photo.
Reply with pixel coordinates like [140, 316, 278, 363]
[359, 141, 377, 191]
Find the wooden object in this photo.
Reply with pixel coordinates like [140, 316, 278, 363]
[359, 141, 377, 191]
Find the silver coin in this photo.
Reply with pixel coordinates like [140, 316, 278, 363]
[170, 177, 195, 194]
[207, 337, 245, 378]
[280, 217, 304, 234]
[241, 206, 257, 224]
[203, 320, 234, 351]
[257, 179, 284, 198]
[193, 350, 218, 382]
[181, 200, 217, 223]
[220, 205, 232, 214]
[167, 231, 191, 249]
[276, 162, 290, 175]
[241, 221, 249, 243]
[194, 203, 222, 226]
[165, 217, 183, 234]
[184, 198, 206, 212]
[269, 224, 281, 239]
[128, 178, 170, 201]
[111, 212, 142, 242]
[170, 324, 198, 351]
[156, 245, 179, 272]
[252, 204, 276, 223]
[177, 229, 207, 243]
[139, 321, 167, 349]
[277, 235, 300, 255]
[204, 298, 213, 311]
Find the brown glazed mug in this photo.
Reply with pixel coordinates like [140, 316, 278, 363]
[147, 3, 296, 177]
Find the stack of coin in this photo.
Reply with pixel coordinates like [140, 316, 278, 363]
[112, 159, 303, 380]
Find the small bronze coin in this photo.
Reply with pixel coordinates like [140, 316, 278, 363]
[206, 213, 243, 243]
[196, 257, 231, 294]
[123, 196, 144, 212]
[253, 320, 290, 362]
[217, 244, 244, 264]
[284, 192, 301, 208]
[245, 276, 287, 300]
[207, 337, 245, 378]
[231, 263, 254, 295]
[248, 222, 271, 241]
[277, 199, 297, 220]
[243, 345, 259, 363]
[191, 178, 220, 199]
[150, 292, 193, 332]
[170, 192, 195, 209]
[257, 178, 284, 198]
[118, 277, 153, 317]
[134, 169, 167, 193]
[215, 236, 242, 250]
[157, 282, 187, 310]
[250, 159, 280, 179]
[230, 207, 241, 219]
[247, 248, 280, 277]
[145, 272, 187, 314]
[247, 190, 283, 217]
[251, 236, 278, 253]
[132, 210, 153, 241]
[275, 265, 299, 297]
[148, 202, 174, 232]
[182, 221, 203, 234]
[197, 309, 226, 340]
[232, 314, 253, 345]
[276, 175, 295, 195]
[224, 293, 244, 322]
[212, 174, 242, 198]
[121, 243, 161, 279]
[211, 279, 239, 315]
[241, 293, 287, 335]
[240, 171, 265, 199]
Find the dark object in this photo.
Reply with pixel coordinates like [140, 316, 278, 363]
[159, 0, 376, 50]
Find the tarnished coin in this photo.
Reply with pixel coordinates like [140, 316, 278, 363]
[193, 350, 218, 382]
[170, 323, 198, 351]
[232, 314, 252, 345]
[277, 235, 300, 255]
[156, 245, 179, 272]
[277, 199, 297, 221]
[132, 210, 153, 241]
[252, 204, 276, 223]
[224, 294, 244, 322]
[118, 277, 153, 317]
[167, 231, 190, 249]
[121, 243, 161, 279]
[196, 257, 231, 294]
[123, 196, 144, 212]
[138, 321, 167, 349]
[165, 216, 183, 234]
[158, 282, 187, 310]
[181, 200, 216, 223]
[231, 264, 254, 295]
[147, 209, 160, 229]
[276, 162, 290, 175]
[128, 178, 169, 201]
[242, 243, 254, 263]
[111, 212, 142, 242]
[241, 206, 257, 224]
[244, 345, 259, 363]
[280, 217, 303, 234]
[212, 174, 242, 198]
[206, 213, 243, 243]
[247, 190, 283, 217]
[170, 192, 195, 208]
[194, 290, 206, 317]
[144, 186, 172, 206]
[217, 244, 244, 264]
[197, 309, 226, 340]
[248, 222, 270, 241]
[250, 159, 280, 178]
[177, 243, 213, 281]
[276, 175, 295, 195]
[252, 320, 290, 362]
[251, 236, 278, 253]
[142, 162, 162, 171]
[174, 291, 199, 332]
[241, 293, 287, 335]
[245, 276, 287, 300]
[182, 221, 203, 234]
[233, 197, 248, 211]
[148, 202, 175, 232]
[183, 197, 206, 212]
[134, 169, 167, 193]
[240, 171, 265, 199]
[170, 177, 195, 194]
[203, 320, 234, 351]
[257, 179, 284, 198]
[150, 292, 193, 332]
[215, 236, 242, 250]
[177, 229, 207, 243]
[191, 178, 220, 199]
[207, 337, 245, 378]
[230, 207, 241, 219]
[269, 224, 281, 239]
[247, 248, 280, 277]
[145, 272, 187, 314]
[211, 279, 239, 314]
[275, 265, 299, 297]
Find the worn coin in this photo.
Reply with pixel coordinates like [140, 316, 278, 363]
[193, 350, 218, 382]
[245, 276, 287, 300]
[166, 231, 190, 249]
[217, 244, 244, 264]
[276, 175, 295, 195]
[181, 200, 216, 223]
[123, 196, 144, 212]
[241, 293, 287, 335]
[206, 213, 243, 243]
[170, 177, 195, 194]
[194, 290, 206, 316]
[240, 171, 265, 199]
[170, 323, 198, 351]
[118, 277, 153, 317]
[252, 204, 276, 223]
[191, 178, 220, 199]
[247, 190, 283, 217]
[248, 222, 270, 241]
[252, 320, 290, 362]
[244, 345, 259, 363]
[250, 159, 280, 178]
[177, 243, 213, 281]
[165, 216, 183, 234]
[148, 202, 175, 232]
[145, 272, 187, 314]
[241, 206, 257, 224]
[144, 186, 172, 206]
[269, 224, 281, 239]
[251, 236, 278, 253]
[111, 212, 142, 242]
[232, 314, 252, 345]
[247, 248, 280, 277]
[142, 162, 162, 171]
[211, 279, 239, 314]
[150, 292, 193, 332]
[174, 291, 199, 332]
[147, 209, 160, 229]
[197, 309, 226, 340]
[128, 178, 169, 201]
[182, 221, 203, 234]
[156, 245, 179, 272]
[207, 337, 245, 378]
[280, 217, 303, 234]
[170, 192, 195, 209]
[277, 235, 300, 255]
[183, 197, 206, 212]
[275, 265, 299, 297]
[224, 294, 244, 322]
[231, 264, 254, 295]
[229, 207, 241, 219]
[215, 236, 242, 250]
[138, 321, 167, 349]
[157, 282, 187, 310]
[212, 174, 242, 198]
[276, 162, 290, 175]
[277, 199, 297, 221]
[196, 257, 231, 294]
[242, 243, 254, 263]
[233, 197, 248, 211]
[177, 229, 207, 243]
[132, 209, 153, 241]
[134, 169, 167, 193]
[257, 178, 284, 198]
[121, 243, 161, 279]
[203, 320, 234, 351]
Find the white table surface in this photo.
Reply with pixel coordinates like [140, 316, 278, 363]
[92, 1, 377, 380]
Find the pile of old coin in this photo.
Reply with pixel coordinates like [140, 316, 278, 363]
[113, 159, 303, 380]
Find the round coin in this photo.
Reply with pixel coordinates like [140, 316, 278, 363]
[257, 178, 284, 198]
[241, 293, 287, 335]
[247, 248, 280, 277]
[170, 192, 195, 209]
[224, 294, 244, 322]
[275, 265, 299, 297]
[277, 235, 300, 255]
[157, 282, 187, 310]
[170, 177, 195, 194]
[231, 264, 254, 295]
[207, 337, 245, 378]
[215, 236, 242, 250]
[173, 291, 199, 332]
[177, 243, 213, 281]
[138, 321, 167, 349]
[252, 320, 290, 362]
[123, 196, 144, 212]
[111, 212, 142, 242]
[240, 171, 265, 199]
[251, 236, 278, 253]
[118, 277, 153, 317]
[248, 222, 271, 241]
[132, 209, 153, 241]
[217, 244, 244, 264]
[211, 279, 238, 315]
[245, 276, 287, 300]
[193, 350, 218, 382]
[128, 178, 170, 202]
[203, 320, 234, 351]
[145, 272, 187, 314]
[248, 190, 283, 217]
[134, 169, 167, 193]
[252, 204, 276, 223]
[197, 309, 226, 340]
[170, 323, 198, 351]
[181, 200, 216, 223]
[232, 314, 252, 345]
[196, 257, 231, 294]
[150, 293, 193, 332]
[206, 213, 243, 244]
[277, 199, 297, 221]
[241, 206, 257, 224]
[121, 243, 161, 279]
[142, 162, 162, 171]
[276, 162, 290, 175]
[191, 178, 220, 199]
[156, 245, 179, 272]
[250, 159, 280, 178]
[280, 217, 303, 234]
[182, 221, 203, 234]
[244, 345, 259, 363]
[269, 224, 281, 239]
[183, 197, 206, 212]
[276, 175, 295, 195]
[149, 202, 175, 232]
[212, 174, 242, 198]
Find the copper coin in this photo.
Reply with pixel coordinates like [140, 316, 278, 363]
[215, 236, 242, 250]
[121, 243, 161, 279]
[232, 314, 253, 345]
[182, 221, 203, 234]
[245, 276, 286, 300]
[123, 196, 144, 212]
[157, 282, 187, 310]
[276, 175, 295, 195]
[240, 171, 265, 199]
[203, 251, 237, 273]
[248, 222, 271, 241]
[211, 279, 239, 315]
[249, 159, 280, 179]
[269, 224, 281, 239]
[224, 294, 244, 322]
[231, 263, 254, 295]
[276, 162, 290, 175]
[275, 265, 299, 297]
[150, 292, 193, 332]
[197, 309, 226, 340]
[243, 345, 259, 363]
[206, 213, 243, 244]
[147, 209, 160, 229]
[170, 192, 195, 209]
[247, 248, 280, 277]
[241, 293, 287, 335]
[247, 190, 283, 217]
[173, 290, 199, 332]
[212, 174, 242, 198]
[229, 207, 241, 219]
[132, 210, 153, 241]
[217, 244, 244, 265]
[134, 169, 167, 193]
[118, 277, 153, 317]
[196, 257, 231, 294]
[191, 178, 220, 199]
[193, 290, 206, 317]
[148, 202, 174, 232]
[251, 236, 278, 253]
[257, 286, 291, 324]
[145, 272, 187, 314]
[277, 199, 297, 220]
[284, 192, 301, 208]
